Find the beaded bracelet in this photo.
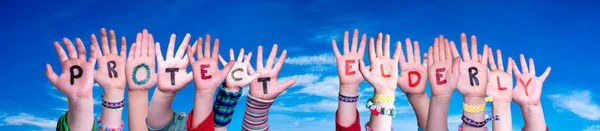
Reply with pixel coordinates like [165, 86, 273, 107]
[97, 117, 124, 131]
[338, 93, 359, 103]
[372, 94, 395, 103]
[458, 125, 488, 131]
[101, 95, 125, 110]
[365, 122, 394, 131]
[365, 98, 396, 117]
[461, 114, 499, 128]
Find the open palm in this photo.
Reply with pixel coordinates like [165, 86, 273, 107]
[358, 33, 399, 94]
[512, 54, 551, 106]
[219, 48, 261, 90]
[126, 29, 157, 91]
[93, 28, 127, 90]
[427, 35, 459, 96]
[456, 33, 489, 97]
[187, 35, 234, 91]
[46, 38, 98, 100]
[397, 38, 427, 94]
[248, 44, 296, 100]
[332, 29, 366, 87]
[486, 48, 514, 103]
[156, 34, 195, 93]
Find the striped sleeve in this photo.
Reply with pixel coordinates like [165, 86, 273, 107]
[241, 94, 274, 131]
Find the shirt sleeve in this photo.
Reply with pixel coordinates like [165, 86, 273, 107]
[147, 111, 188, 131]
[186, 109, 216, 131]
[335, 109, 361, 131]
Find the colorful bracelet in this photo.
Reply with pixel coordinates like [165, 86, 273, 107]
[213, 85, 243, 127]
[338, 93, 359, 103]
[365, 122, 394, 131]
[365, 98, 396, 117]
[372, 94, 395, 103]
[97, 117, 124, 131]
[458, 125, 488, 131]
[463, 103, 486, 113]
[101, 95, 125, 110]
[461, 114, 499, 128]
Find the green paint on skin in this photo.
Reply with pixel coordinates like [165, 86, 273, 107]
[132, 63, 151, 85]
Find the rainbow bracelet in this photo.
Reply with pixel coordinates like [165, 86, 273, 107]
[97, 117, 124, 131]
[101, 95, 125, 110]
[338, 93, 359, 102]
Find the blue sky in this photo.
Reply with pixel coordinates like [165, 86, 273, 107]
[1, 0, 600, 130]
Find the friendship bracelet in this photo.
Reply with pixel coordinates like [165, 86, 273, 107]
[365, 99, 396, 117]
[97, 117, 125, 131]
[101, 95, 125, 110]
[463, 103, 486, 113]
[372, 94, 395, 103]
[458, 125, 488, 131]
[364, 122, 394, 131]
[461, 114, 499, 128]
[214, 85, 243, 127]
[338, 93, 359, 103]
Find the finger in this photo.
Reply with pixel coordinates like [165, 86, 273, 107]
[120, 36, 127, 57]
[212, 39, 220, 59]
[444, 39, 452, 60]
[156, 42, 164, 64]
[128, 43, 136, 61]
[406, 38, 414, 63]
[519, 54, 529, 73]
[332, 40, 342, 57]
[439, 38, 446, 61]
[392, 41, 401, 61]
[175, 33, 191, 60]
[358, 60, 370, 79]
[507, 57, 513, 75]
[351, 29, 359, 53]
[257, 45, 264, 69]
[376, 33, 383, 57]
[221, 61, 236, 75]
[141, 30, 149, 57]
[184, 71, 194, 86]
[512, 58, 522, 75]
[358, 34, 367, 59]
[496, 49, 505, 72]
[460, 33, 471, 61]
[63, 38, 78, 59]
[218, 55, 227, 66]
[100, 28, 110, 55]
[149, 34, 156, 58]
[226, 48, 233, 61]
[451, 57, 461, 73]
[186, 45, 196, 63]
[237, 48, 245, 62]
[395, 41, 405, 63]
[343, 31, 349, 54]
[481, 44, 489, 65]
[265, 44, 278, 69]
[204, 34, 211, 57]
[278, 79, 297, 93]
[46, 64, 59, 86]
[135, 32, 142, 57]
[248, 64, 256, 74]
[539, 66, 551, 81]
[90, 34, 102, 56]
[368, 37, 376, 62]
[166, 34, 176, 59]
[75, 38, 87, 61]
[450, 41, 460, 59]
[423, 53, 428, 67]
[384, 34, 390, 57]
[88, 41, 98, 65]
[244, 72, 262, 86]
[433, 38, 440, 61]
[54, 42, 69, 62]
[414, 41, 421, 64]
[488, 47, 497, 71]
[197, 37, 203, 58]
[189, 40, 198, 57]
[244, 52, 253, 65]
[427, 46, 433, 66]
[529, 58, 536, 76]
[109, 30, 118, 54]
[471, 35, 478, 61]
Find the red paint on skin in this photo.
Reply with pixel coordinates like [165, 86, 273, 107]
[497, 76, 507, 90]
[200, 64, 212, 79]
[345, 60, 356, 75]
[380, 64, 391, 78]
[519, 77, 532, 96]
[435, 68, 447, 85]
[408, 71, 421, 87]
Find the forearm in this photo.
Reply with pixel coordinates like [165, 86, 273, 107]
[462, 96, 486, 131]
[192, 89, 216, 128]
[337, 85, 359, 126]
[492, 101, 512, 131]
[367, 91, 394, 131]
[425, 95, 451, 131]
[521, 104, 546, 131]
[128, 90, 149, 131]
[407, 93, 430, 129]
[147, 89, 176, 128]
[100, 89, 125, 130]
[67, 98, 94, 131]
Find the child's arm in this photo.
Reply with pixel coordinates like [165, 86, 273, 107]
[126, 29, 158, 131]
[396, 38, 430, 130]
[486, 47, 515, 131]
[47, 37, 99, 130]
[512, 54, 551, 131]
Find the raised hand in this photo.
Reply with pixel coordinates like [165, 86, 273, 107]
[427, 35, 459, 96]
[455, 33, 489, 97]
[187, 34, 234, 91]
[332, 29, 367, 88]
[397, 38, 427, 94]
[156, 34, 195, 94]
[219, 48, 261, 91]
[358, 33, 400, 94]
[47, 38, 99, 100]
[248, 44, 296, 100]
[486, 48, 514, 103]
[93, 28, 127, 91]
[512, 54, 551, 106]
[126, 29, 157, 91]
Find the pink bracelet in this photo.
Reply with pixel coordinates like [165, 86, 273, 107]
[364, 122, 394, 131]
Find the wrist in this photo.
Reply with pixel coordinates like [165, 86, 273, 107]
[406, 92, 428, 99]
[463, 96, 485, 105]
[103, 89, 125, 102]
[196, 89, 216, 96]
[339, 84, 359, 96]
[374, 88, 395, 95]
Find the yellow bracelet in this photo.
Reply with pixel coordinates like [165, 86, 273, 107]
[463, 103, 486, 113]
[372, 94, 395, 103]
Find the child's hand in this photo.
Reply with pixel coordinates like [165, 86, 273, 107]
[187, 34, 234, 92]
[358, 33, 400, 95]
[332, 29, 366, 88]
[248, 44, 296, 100]
[456, 33, 489, 97]
[46, 37, 99, 100]
[219, 48, 262, 91]
[512, 54, 551, 106]
[397, 38, 427, 95]
[93, 28, 127, 91]
[427, 35, 460, 97]
[156, 34, 195, 94]
[126, 29, 158, 91]
[486, 48, 514, 103]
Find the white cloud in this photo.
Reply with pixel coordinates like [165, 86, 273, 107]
[284, 54, 336, 71]
[271, 100, 338, 112]
[447, 114, 463, 129]
[548, 90, 600, 120]
[0, 113, 56, 129]
[585, 125, 600, 131]
[278, 74, 321, 87]
[293, 76, 340, 98]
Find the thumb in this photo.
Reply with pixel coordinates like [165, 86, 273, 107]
[358, 59, 370, 80]
[278, 78, 296, 93]
[451, 57, 460, 74]
[46, 64, 59, 86]
[243, 72, 262, 86]
[221, 60, 235, 75]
